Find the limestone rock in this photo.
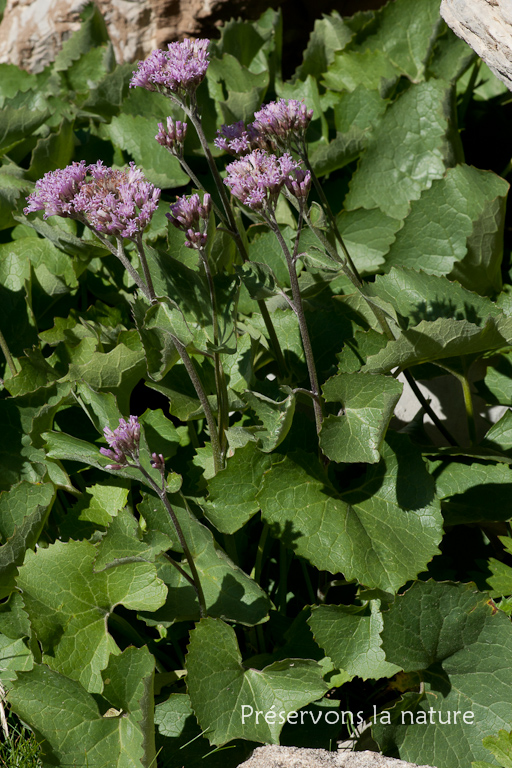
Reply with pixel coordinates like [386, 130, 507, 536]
[236, 747, 437, 768]
[440, 0, 512, 90]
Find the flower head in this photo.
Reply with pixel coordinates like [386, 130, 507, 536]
[251, 99, 313, 151]
[130, 39, 210, 99]
[100, 415, 141, 468]
[224, 150, 300, 212]
[156, 117, 188, 156]
[214, 121, 255, 156]
[166, 193, 211, 249]
[73, 161, 160, 239]
[283, 166, 312, 203]
[24, 161, 88, 219]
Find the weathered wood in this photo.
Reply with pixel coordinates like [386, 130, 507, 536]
[441, 0, 512, 90]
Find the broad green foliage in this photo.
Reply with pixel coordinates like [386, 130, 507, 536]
[1, 0, 512, 766]
[374, 582, 512, 768]
[186, 618, 328, 745]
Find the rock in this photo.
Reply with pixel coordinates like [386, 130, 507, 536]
[236, 747, 437, 768]
[440, 0, 512, 90]
[0, 0, 390, 75]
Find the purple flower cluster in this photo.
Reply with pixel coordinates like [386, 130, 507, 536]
[100, 415, 141, 468]
[74, 161, 160, 240]
[252, 99, 313, 148]
[155, 117, 188, 156]
[130, 39, 210, 98]
[25, 161, 160, 240]
[214, 120, 258, 156]
[224, 150, 305, 212]
[166, 193, 212, 249]
[215, 99, 314, 157]
[23, 161, 88, 219]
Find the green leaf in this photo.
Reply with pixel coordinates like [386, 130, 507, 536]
[257, 434, 442, 592]
[0, 106, 50, 156]
[185, 617, 328, 745]
[345, 80, 460, 220]
[0, 481, 55, 599]
[242, 388, 296, 452]
[322, 49, 399, 95]
[357, 0, 443, 82]
[207, 54, 268, 124]
[81, 61, 135, 118]
[99, 113, 189, 188]
[138, 493, 270, 625]
[27, 118, 75, 181]
[434, 461, 512, 524]
[0, 166, 32, 230]
[427, 23, 476, 83]
[236, 261, 282, 300]
[54, 2, 110, 71]
[485, 410, 512, 451]
[3, 348, 60, 398]
[366, 267, 501, 328]
[363, 316, 512, 375]
[294, 12, 353, 81]
[384, 165, 508, 289]
[155, 692, 255, 768]
[337, 329, 389, 374]
[143, 296, 209, 353]
[204, 442, 272, 534]
[17, 539, 167, 692]
[0, 63, 38, 106]
[8, 646, 156, 768]
[375, 581, 512, 768]
[0, 633, 32, 683]
[319, 372, 402, 464]
[94, 508, 172, 571]
[308, 601, 401, 681]
[480, 730, 512, 768]
[65, 340, 146, 414]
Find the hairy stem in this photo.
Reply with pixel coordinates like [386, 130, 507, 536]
[198, 246, 229, 459]
[172, 336, 223, 474]
[185, 97, 287, 375]
[0, 329, 18, 377]
[137, 462, 207, 617]
[87, 226, 152, 300]
[134, 234, 157, 304]
[268, 210, 323, 434]
[299, 142, 362, 282]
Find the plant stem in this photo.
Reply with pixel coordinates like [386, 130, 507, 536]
[278, 542, 289, 615]
[198, 246, 229, 459]
[137, 462, 207, 618]
[177, 155, 226, 223]
[299, 143, 362, 282]
[0, 329, 17, 377]
[87, 226, 152, 300]
[172, 336, 223, 474]
[460, 362, 477, 446]
[185, 97, 287, 376]
[134, 234, 157, 304]
[268, 211, 323, 434]
[302, 207, 460, 447]
[402, 370, 458, 447]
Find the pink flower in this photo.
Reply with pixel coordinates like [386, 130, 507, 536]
[224, 150, 300, 212]
[100, 415, 141, 467]
[24, 161, 87, 219]
[130, 39, 210, 98]
[166, 193, 212, 249]
[73, 161, 160, 240]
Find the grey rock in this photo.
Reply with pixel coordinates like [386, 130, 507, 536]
[236, 747, 437, 768]
[441, 0, 512, 90]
